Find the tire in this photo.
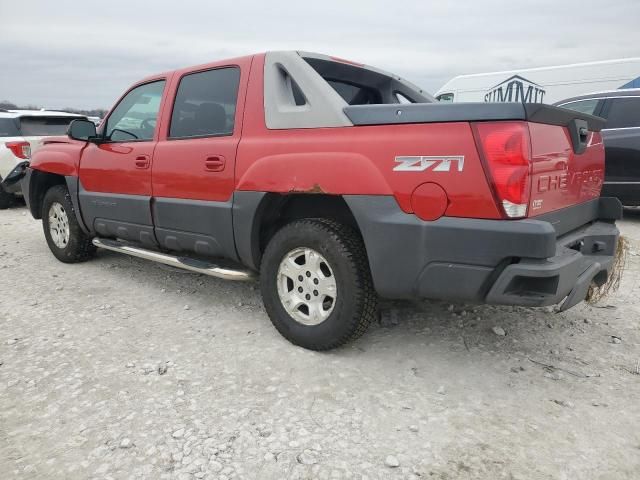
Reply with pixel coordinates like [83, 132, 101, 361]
[42, 185, 96, 263]
[0, 187, 14, 209]
[260, 219, 377, 350]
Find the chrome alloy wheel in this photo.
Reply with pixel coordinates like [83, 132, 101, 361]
[48, 202, 70, 249]
[276, 247, 337, 325]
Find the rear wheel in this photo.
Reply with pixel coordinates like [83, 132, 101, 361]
[42, 185, 96, 263]
[260, 219, 377, 350]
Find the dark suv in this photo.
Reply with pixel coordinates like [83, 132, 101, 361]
[556, 89, 640, 205]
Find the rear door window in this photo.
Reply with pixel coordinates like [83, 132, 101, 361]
[0, 118, 20, 137]
[169, 67, 241, 139]
[19, 117, 83, 136]
[602, 97, 640, 128]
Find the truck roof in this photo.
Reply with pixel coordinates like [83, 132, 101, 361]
[126, 51, 434, 132]
[136, 51, 433, 100]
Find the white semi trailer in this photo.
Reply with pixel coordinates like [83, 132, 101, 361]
[435, 58, 640, 104]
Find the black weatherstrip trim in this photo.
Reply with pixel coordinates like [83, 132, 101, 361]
[152, 197, 237, 260]
[231, 191, 268, 270]
[77, 181, 154, 245]
[64, 176, 90, 234]
[78, 184, 153, 226]
[343, 102, 606, 131]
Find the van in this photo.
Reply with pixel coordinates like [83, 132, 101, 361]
[435, 58, 640, 104]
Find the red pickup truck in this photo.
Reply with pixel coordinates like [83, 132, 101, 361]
[22, 51, 621, 350]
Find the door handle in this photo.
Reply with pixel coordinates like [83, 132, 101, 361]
[205, 155, 225, 172]
[135, 155, 150, 169]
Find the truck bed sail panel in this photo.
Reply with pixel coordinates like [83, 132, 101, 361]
[343, 103, 606, 132]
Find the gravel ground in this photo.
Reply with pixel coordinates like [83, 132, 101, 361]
[1, 205, 639, 480]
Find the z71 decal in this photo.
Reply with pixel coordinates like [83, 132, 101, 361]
[394, 156, 465, 172]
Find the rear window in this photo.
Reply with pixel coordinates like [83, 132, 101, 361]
[0, 118, 20, 137]
[327, 80, 382, 105]
[19, 117, 83, 136]
[395, 92, 414, 104]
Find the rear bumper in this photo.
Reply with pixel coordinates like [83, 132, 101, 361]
[344, 196, 622, 310]
[484, 220, 618, 310]
[0, 161, 28, 194]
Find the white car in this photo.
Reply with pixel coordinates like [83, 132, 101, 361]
[0, 109, 87, 208]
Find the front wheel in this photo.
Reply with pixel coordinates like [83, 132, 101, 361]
[42, 185, 96, 263]
[260, 219, 377, 350]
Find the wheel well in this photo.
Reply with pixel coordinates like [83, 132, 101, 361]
[256, 194, 361, 264]
[29, 171, 66, 219]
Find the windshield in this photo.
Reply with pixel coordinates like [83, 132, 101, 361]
[436, 93, 454, 102]
[19, 116, 84, 136]
[0, 118, 20, 137]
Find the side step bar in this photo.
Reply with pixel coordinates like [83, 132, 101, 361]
[92, 238, 255, 281]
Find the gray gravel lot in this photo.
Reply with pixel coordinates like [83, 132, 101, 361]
[1, 205, 639, 480]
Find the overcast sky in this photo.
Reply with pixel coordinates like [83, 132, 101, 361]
[1, 0, 638, 109]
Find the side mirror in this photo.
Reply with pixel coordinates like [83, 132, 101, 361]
[68, 119, 98, 142]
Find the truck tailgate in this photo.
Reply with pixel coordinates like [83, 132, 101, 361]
[527, 122, 605, 217]
[344, 102, 608, 220]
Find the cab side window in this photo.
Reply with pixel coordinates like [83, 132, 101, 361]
[603, 98, 640, 129]
[105, 81, 165, 142]
[169, 67, 241, 139]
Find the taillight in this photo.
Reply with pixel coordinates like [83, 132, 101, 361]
[473, 122, 532, 219]
[5, 141, 31, 160]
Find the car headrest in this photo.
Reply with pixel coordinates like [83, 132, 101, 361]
[195, 103, 227, 134]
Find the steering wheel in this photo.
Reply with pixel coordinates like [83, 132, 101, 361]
[140, 118, 156, 134]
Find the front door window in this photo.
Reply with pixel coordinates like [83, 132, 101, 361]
[104, 81, 165, 141]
